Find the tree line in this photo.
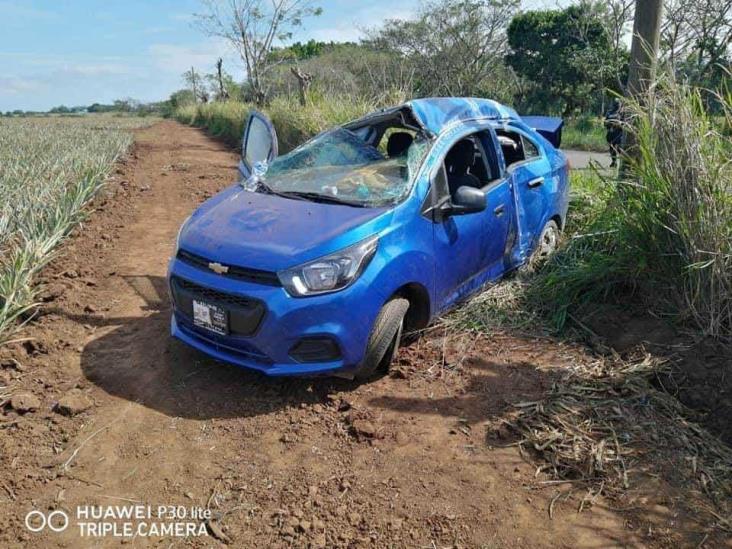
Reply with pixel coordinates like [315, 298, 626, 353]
[173, 0, 730, 117]
[10, 0, 726, 119]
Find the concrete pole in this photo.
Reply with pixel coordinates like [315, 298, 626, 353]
[621, 0, 664, 171]
[626, 0, 664, 97]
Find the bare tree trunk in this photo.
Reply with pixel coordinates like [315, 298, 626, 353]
[290, 66, 313, 107]
[216, 58, 229, 101]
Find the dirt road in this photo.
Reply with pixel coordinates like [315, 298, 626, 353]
[0, 121, 681, 547]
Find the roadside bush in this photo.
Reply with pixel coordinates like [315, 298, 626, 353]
[535, 77, 732, 341]
[176, 101, 249, 147]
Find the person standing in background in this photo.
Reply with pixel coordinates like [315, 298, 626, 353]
[604, 98, 623, 168]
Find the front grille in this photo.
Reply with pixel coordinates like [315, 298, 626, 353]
[170, 276, 266, 336]
[174, 277, 257, 308]
[177, 249, 280, 286]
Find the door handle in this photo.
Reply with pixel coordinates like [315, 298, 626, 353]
[493, 204, 505, 216]
[528, 177, 544, 188]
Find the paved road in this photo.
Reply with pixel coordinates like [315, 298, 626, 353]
[562, 149, 611, 169]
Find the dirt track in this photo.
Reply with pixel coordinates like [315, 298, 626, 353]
[0, 121, 704, 547]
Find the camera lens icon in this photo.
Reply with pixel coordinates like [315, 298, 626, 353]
[25, 510, 69, 533]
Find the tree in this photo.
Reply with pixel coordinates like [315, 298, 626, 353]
[169, 89, 196, 109]
[661, 0, 732, 87]
[215, 58, 229, 100]
[183, 67, 203, 102]
[371, 0, 520, 98]
[595, 0, 635, 90]
[290, 65, 312, 105]
[506, 5, 615, 115]
[196, 0, 322, 105]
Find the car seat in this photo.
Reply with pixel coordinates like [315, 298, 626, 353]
[386, 132, 413, 157]
[445, 139, 481, 196]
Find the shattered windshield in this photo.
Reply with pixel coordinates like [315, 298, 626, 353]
[258, 127, 430, 207]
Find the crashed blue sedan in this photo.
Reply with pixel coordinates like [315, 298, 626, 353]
[168, 98, 569, 379]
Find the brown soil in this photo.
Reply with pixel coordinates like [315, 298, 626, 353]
[0, 121, 723, 548]
[582, 305, 732, 445]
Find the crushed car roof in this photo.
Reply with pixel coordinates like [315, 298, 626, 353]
[406, 97, 520, 136]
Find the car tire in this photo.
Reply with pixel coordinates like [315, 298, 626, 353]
[354, 298, 410, 380]
[528, 219, 560, 268]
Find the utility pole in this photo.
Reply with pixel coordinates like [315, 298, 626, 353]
[621, 0, 664, 170]
[626, 0, 664, 98]
[190, 66, 198, 103]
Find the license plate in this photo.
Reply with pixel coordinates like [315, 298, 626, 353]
[192, 300, 228, 335]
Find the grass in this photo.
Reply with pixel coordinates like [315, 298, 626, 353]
[0, 115, 154, 343]
[563, 116, 607, 152]
[534, 79, 732, 342]
[175, 93, 375, 153]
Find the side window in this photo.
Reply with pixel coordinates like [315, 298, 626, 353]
[442, 133, 495, 198]
[522, 136, 541, 159]
[496, 130, 524, 168]
[496, 129, 542, 168]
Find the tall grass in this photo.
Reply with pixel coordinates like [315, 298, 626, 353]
[535, 77, 732, 341]
[174, 93, 384, 153]
[0, 116, 152, 343]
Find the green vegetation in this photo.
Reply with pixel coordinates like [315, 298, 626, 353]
[562, 117, 607, 152]
[506, 5, 622, 115]
[0, 116, 154, 343]
[2, 99, 165, 118]
[175, 94, 375, 153]
[534, 78, 732, 341]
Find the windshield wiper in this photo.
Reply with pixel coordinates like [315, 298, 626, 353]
[279, 191, 367, 207]
[250, 180, 308, 201]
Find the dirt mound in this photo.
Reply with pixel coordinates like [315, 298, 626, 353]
[581, 304, 732, 445]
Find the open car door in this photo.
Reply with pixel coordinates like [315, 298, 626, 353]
[238, 110, 279, 179]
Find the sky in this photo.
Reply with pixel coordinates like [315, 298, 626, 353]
[0, 0, 563, 112]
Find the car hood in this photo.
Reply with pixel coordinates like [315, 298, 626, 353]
[179, 186, 389, 272]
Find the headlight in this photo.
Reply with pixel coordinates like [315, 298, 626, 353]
[278, 237, 378, 297]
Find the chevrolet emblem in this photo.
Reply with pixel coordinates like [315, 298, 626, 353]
[208, 262, 229, 275]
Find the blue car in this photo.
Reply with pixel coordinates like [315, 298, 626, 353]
[168, 98, 569, 379]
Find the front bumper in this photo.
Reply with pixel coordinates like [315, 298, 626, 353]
[168, 257, 384, 376]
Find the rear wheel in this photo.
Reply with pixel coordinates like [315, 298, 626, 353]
[353, 298, 409, 380]
[529, 219, 560, 268]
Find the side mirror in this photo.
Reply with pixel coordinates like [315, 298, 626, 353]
[441, 186, 486, 216]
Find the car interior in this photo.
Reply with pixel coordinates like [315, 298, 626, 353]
[345, 106, 425, 157]
[385, 131, 414, 157]
[495, 129, 541, 167]
[443, 134, 501, 198]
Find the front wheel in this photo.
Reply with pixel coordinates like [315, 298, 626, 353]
[353, 298, 409, 380]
